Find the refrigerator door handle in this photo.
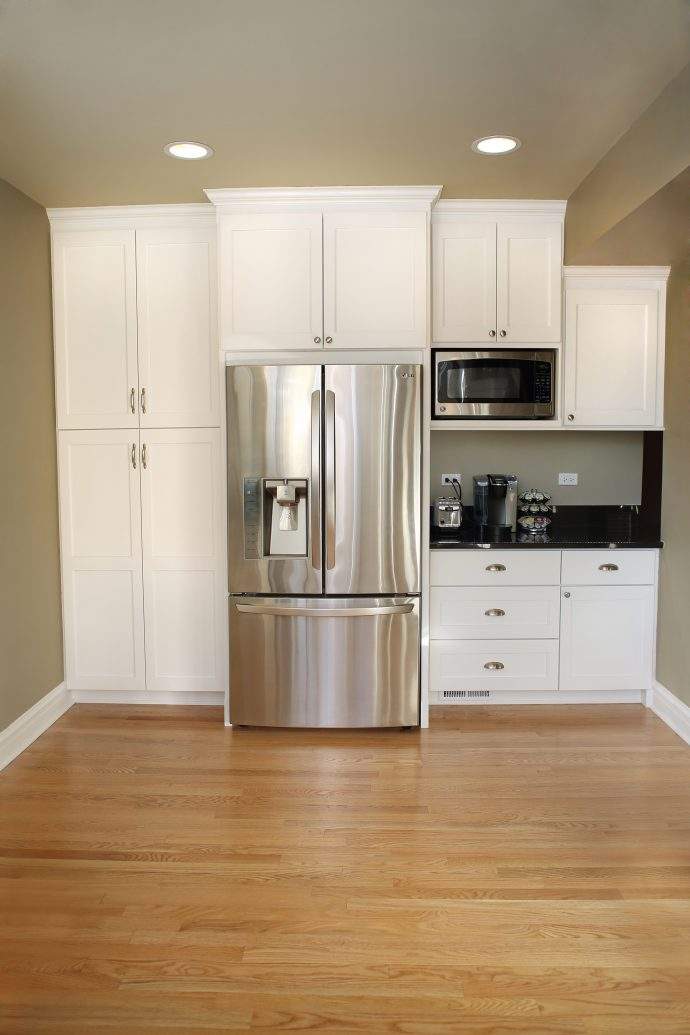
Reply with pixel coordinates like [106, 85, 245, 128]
[310, 389, 321, 570]
[325, 389, 336, 569]
[235, 601, 414, 618]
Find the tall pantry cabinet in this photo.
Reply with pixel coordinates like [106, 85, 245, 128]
[50, 207, 226, 697]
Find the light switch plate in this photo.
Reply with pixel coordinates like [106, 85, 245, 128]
[559, 472, 578, 486]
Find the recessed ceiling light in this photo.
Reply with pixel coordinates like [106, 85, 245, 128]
[163, 141, 214, 160]
[471, 135, 521, 156]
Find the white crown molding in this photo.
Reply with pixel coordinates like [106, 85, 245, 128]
[433, 199, 567, 218]
[0, 682, 72, 772]
[647, 681, 690, 747]
[47, 203, 216, 231]
[564, 265, 671, 280]
[205, 185, 443, 211]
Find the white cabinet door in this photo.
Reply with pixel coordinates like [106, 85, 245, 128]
[218, 212, 323, 350]
[58, 431, 145, 690]
[139, 429, 225, 691]
[323, 210, 428, 349]
[496, 220, 562, 342]
[564, 288, 659, 427]
[559, 586, 655, 691]
[432, 220, 496, 342]
[52, 230, 138, 429]
[136, 227, 219, 427]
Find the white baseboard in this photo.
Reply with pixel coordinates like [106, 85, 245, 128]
[430, 689, 644, 706]
[647, 681, 690, 746]
[0, 682, 72, 772]
[71, 689, 224, 705]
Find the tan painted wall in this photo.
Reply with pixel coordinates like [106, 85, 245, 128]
[430, 431, 643, 506]
[0, 178, 63, 730]
[657, 261, 690, 706]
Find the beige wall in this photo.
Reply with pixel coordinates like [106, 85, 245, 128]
[0, 178, 63, 730]
[431, 431, 643, 506]
[657, 261, 690, 706]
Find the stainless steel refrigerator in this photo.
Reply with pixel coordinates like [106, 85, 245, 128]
[226, 363, 421, 727]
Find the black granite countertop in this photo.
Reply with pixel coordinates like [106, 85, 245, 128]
[430, 506, 663, 550]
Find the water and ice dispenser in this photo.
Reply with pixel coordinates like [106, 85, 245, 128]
[243, 477, 309, 558]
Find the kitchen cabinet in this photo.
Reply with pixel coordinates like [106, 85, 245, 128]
[51, 221, 218, 429]
[52, 230, 139, 430]
[559, 585, 655, 691]
[58, 428, 225, 694]
[563, 268, 668, 429]
[208, 187, 440, 351]
[432, 204, 564, 344]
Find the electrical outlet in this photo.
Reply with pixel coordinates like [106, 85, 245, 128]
[442, 473, 461, 488]
[559, 472, 578, 486]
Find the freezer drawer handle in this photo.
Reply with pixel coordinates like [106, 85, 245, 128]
[235, 602, 414, 618]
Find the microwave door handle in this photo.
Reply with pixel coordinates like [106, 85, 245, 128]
[310, 389, 321, 571]
[325, 389, 336, 570]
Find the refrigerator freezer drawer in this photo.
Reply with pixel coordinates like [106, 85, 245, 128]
[229, 596, 420, 728]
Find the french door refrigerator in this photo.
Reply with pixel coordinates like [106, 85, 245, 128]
[226, 363, 421, 727]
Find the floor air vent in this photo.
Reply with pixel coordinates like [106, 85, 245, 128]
[443, 690, 491, 699]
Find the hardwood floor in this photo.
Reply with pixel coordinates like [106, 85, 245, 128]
[2, 704, 690, 1033]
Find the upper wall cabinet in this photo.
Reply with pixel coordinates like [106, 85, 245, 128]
[207, 187, 441, 351]
[432, 203, 565, 344]
[563, 268, 669, 430]
[50, 211, 219, 430]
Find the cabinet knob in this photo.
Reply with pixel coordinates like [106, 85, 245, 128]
[313, 337, 322, 345]
[489, 329, 496, 338]
[439, 405, 447, 413]
[499, 329, 507, 337]
[484, 661, 505, 671]
[567, 413, 575, 422]
[325, 336, 333, 344]
[485, 563, 506, 572]
[563, 591, 571, 598]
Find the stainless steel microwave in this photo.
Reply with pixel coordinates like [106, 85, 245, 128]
[433, 349, 556, 419]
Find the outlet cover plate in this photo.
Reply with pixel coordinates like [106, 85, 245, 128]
[559, 472, 578, 486]
[442, 473, 462, 487]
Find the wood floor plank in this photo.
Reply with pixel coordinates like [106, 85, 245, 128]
[1, 703, 690, 1032]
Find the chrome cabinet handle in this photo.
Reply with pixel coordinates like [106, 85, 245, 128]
[484, 608, 505, 617]
[130, 387, 136, 414]
[568, 414, 575, 422]
[325, 336, 333, 344]
[499, 329, 507, 337]
[313, 336, 322, 344]
[485, 563, 506, 572]
[141, 443, 147, 469]
[140, 387, 147, 414]
[325, 389, 336, 570]
[489, 329, 496, 337]
[484, 661, 505, 671]
[310, 389, 321, 571]
[131, 443, 137, 469]
[598, 563, 619, 572]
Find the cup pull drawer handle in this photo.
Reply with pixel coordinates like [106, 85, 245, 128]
[598, 563, 619, 572]
[485, 564, 506, 572]
[484, 661, 505, 671]
[484, 608, 505, 617]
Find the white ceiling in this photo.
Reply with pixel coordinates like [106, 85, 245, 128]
[1, 0, 689, 207]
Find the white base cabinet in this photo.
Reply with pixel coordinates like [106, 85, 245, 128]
[59, 428, 225, 694]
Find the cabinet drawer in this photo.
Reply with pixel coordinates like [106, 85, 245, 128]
[430, 550, 561, 586]
[431, 639, 558, 692]
[561, 550, 656, 586]
[430, 586, 560, 640]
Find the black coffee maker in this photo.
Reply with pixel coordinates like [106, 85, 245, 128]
[473, 474, 518, 532]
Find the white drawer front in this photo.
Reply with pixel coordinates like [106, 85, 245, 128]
[561, 550, 656, 586]
[431, 639, 558, 692]
[430, 586, 560, 640]
[430, 550, 561, 587]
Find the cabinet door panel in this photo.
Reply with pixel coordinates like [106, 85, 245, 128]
[497, 221, 561, 342]
[137, 227, 219, 427]
[559, 586, 654, 690]
[219, 213, 322, 349]
[323, 211, 428, 348]
[59, 431, 145, 689]
[564, 288, 658, 427]
[140, 429, 225, 691]
[53, 230, 138, 428]
[432, 220, 496, 342]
